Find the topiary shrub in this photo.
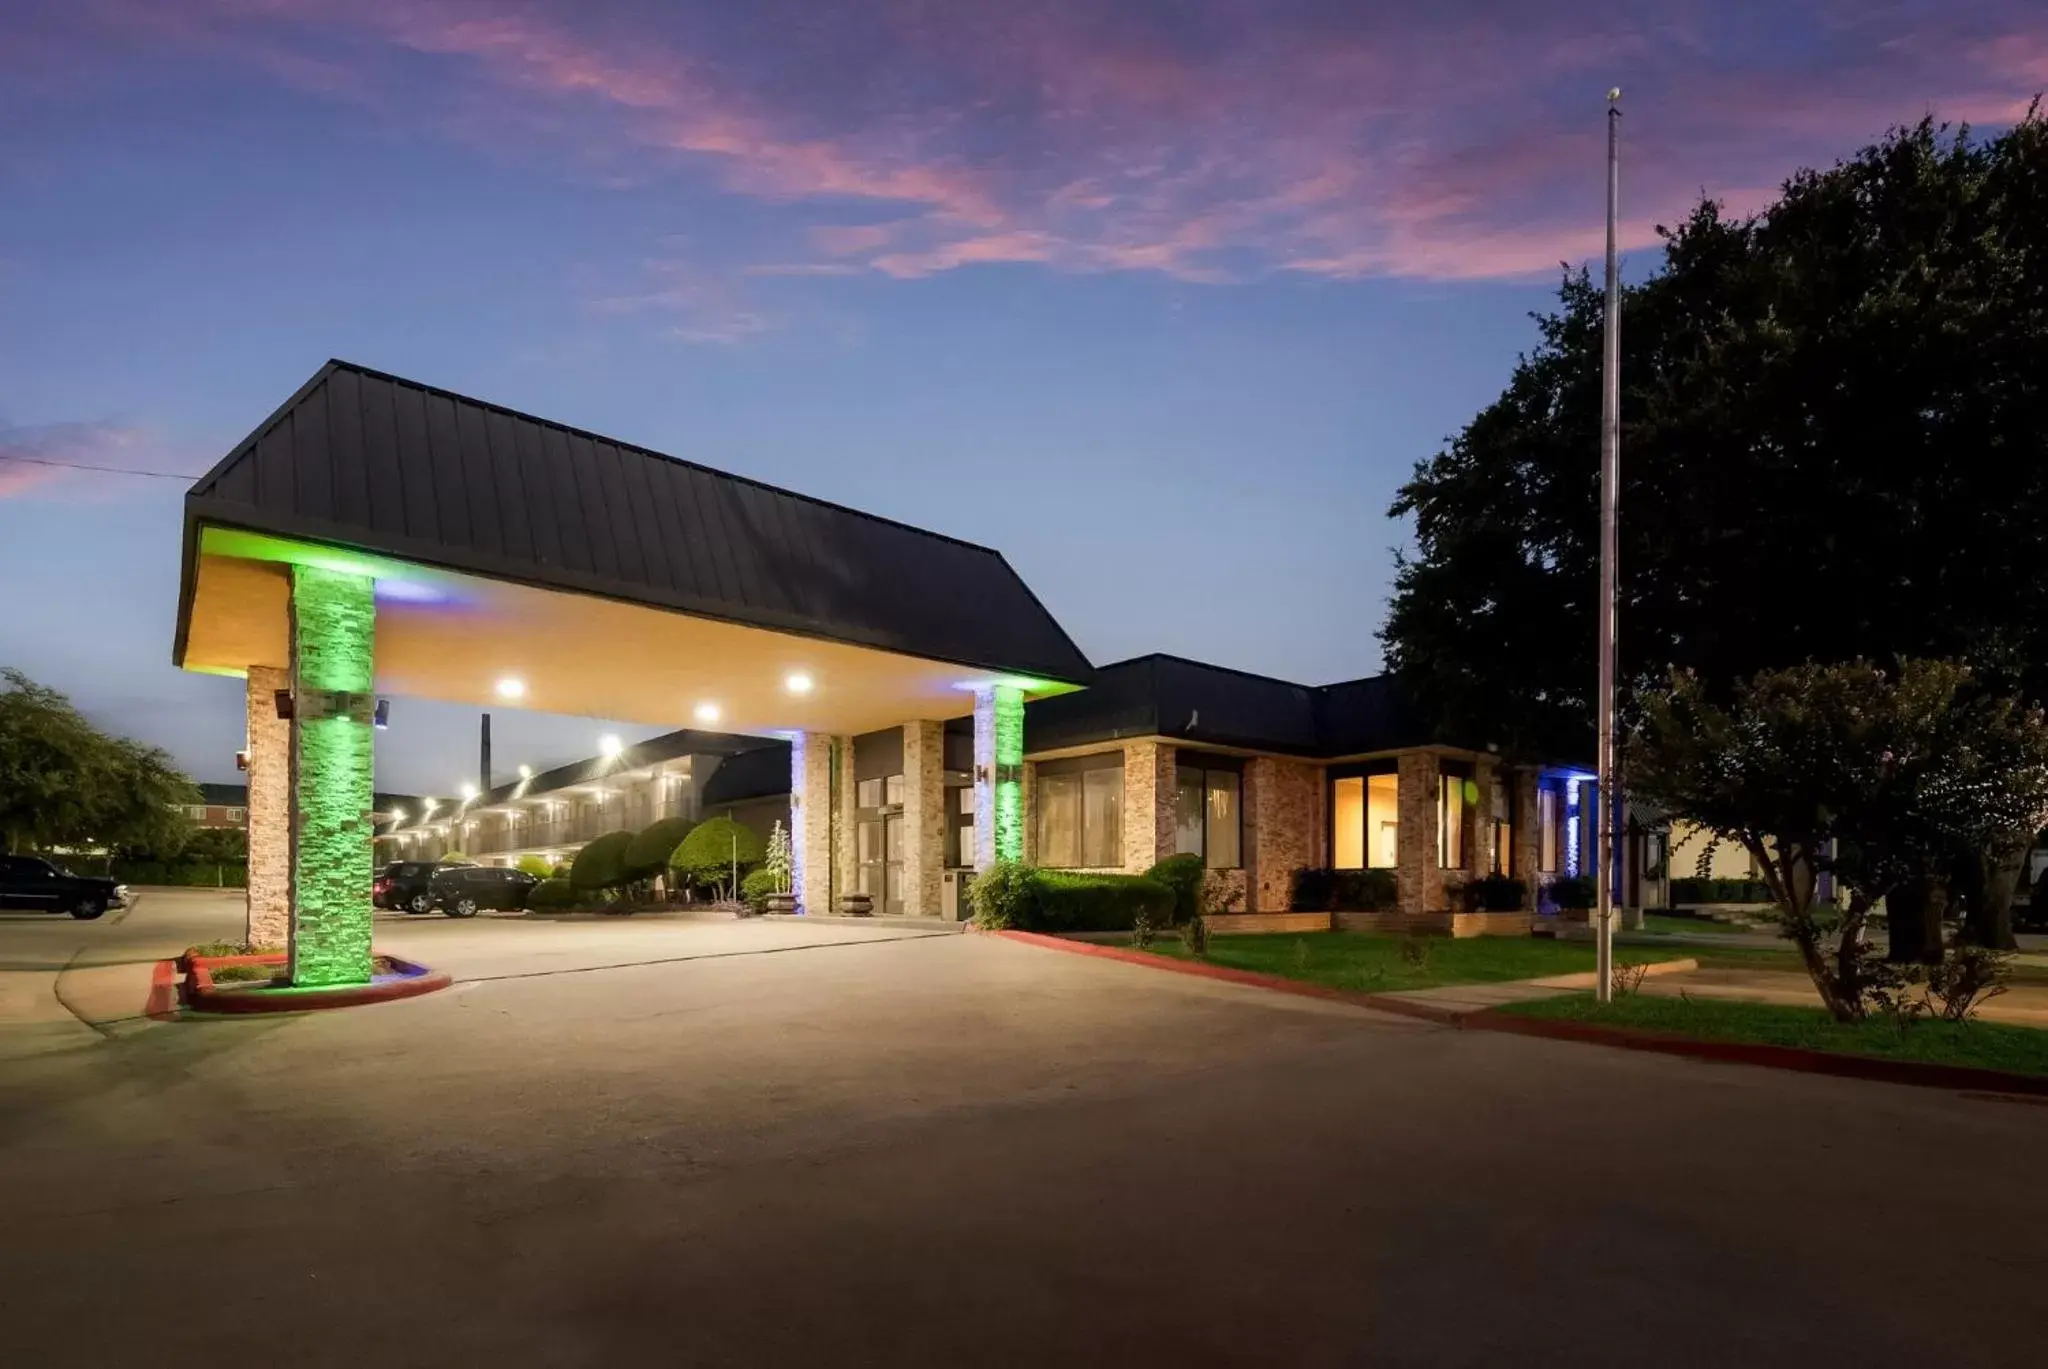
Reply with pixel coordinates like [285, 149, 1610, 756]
[740, 867, 779, 915]
[1145, 853, 1206, 925]
[670, 815, 765, 900]
[971, 862, 1174, 933]
[623, 816, 694, 883]
[515, 854, 554, 878]
[968, 860, 1037, 929]
[570, 830, 635, 892]
[526, 879, 579, 911]
[1464, 873, 1528, 912]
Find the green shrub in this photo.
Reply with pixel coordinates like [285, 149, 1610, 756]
[570, 830, 635, 891]
[514, 854, 554, 879]
[740, 867, 779, 914]
[1289, 867, 1397, 912]
[526, 879, 579, 910]
[968, 860, 1035, 928]
[1464, 874, 1528, 912]
[1546, 875, 1596, 910]
[623, 816, 694, 882]
[1670, 876, 1774, 905]
[1145, 853, 1206, 924]
[670, 815, 765, 898]
[970, 861, 1173, 933]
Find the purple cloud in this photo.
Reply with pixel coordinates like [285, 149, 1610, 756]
[0, 422, 187, 500]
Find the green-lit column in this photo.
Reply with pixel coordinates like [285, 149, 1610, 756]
[288, 565, 377, 987]
[972, 684, 1026, 867]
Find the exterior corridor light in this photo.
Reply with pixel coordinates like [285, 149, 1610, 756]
[518, 764, 534, 780]
[460, 782, 479, 801]
[495, 676, 527, 702]
[783, 672, 813, 695]
[694, 702, 722, 724]
[599, 734, 623, 759]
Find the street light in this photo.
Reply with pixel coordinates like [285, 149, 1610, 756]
[1596, 87, 1623, 1003]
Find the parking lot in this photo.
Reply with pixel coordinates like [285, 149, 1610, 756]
[4, 891, 2047, 1367]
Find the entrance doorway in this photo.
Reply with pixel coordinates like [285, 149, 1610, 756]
[856, 774, 905, 915]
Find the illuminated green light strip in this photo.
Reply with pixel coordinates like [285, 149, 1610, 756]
[289, 565, 376, 988]
[992, 683, 1025, 863]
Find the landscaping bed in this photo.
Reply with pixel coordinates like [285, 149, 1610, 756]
[179, 948, 450, 1013]
[1138, 931, 1693, 993]
[1492, 993, 2048, 1078]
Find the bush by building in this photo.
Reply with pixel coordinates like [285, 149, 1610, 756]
[622, 816, 694, 884]
[968, 860, 1173, 933]
[1545, 875, 1596, 910]
[670, 815, 764, 899]
[526, 879, 579, 910]
[1463, 873, 1528, 912]
[514, 854, 554, 879]
[740, 866, 779, 914]
[1288, 867, 1398, 912]
[1144, 853, 1206, 925]
[1669, 876, 1774, 906]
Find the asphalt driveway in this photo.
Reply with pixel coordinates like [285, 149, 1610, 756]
[2, 894, 2043, 1367]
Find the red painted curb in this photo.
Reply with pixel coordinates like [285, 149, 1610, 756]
[144, 958, 179, 1020]
[990, 929, 2048, 1097]
[1462, 1010, 2048, 1098]
[182, 952, 452, 1015]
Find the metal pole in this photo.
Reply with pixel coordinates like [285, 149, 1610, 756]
[1596, 90, 1623, 1003]
[480, 712, 492, 795]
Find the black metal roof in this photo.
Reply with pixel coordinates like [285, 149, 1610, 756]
[700, 742, 795, 806]
[1025, 654, 1431, 758]
[178, 360, 1092, 682]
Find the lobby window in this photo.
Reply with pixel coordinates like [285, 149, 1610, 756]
[1438, 764, 1474, 870]
[1037, 754, 1123, 868]
[1175, 760, 1242, 869]
[1331, 770, 1398, 870]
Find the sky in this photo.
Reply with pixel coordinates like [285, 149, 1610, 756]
[3, 0, 2044, 797]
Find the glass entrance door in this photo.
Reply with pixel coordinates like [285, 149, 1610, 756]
[857, 774, 906, 915]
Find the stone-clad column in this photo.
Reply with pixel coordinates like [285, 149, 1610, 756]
[244, 665, 291, 948]
[972, 685, 1025, 869]
[1468, 756, 1499, 883]
[1511, 766, 1541, 887]
[790, 734, 831, 916]
[901, 720, 944, 916]
[1118, 740, 1178, 873]
[287, 566, 376, 988]
[1396, 751, 1442, 915]
[1245, 756, 1320, 913]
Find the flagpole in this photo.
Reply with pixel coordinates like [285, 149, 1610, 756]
[1596, 88, 1623, 1003]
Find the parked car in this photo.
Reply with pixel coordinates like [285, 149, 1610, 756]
[374, 860, 474, 913]
[0, 855, 125, 920]
[429, 865, 540, 918]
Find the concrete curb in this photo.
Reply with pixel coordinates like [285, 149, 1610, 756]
[990, 930, 2048, 1098]
[180, 951, 451, 1014]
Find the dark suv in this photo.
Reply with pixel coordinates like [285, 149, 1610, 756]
[375, 860, 475, 914]
[429, 865, 539, 918]
[0, 856, 125, 920]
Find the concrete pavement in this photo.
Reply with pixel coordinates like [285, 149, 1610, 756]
[3, 894, 2046, 1367]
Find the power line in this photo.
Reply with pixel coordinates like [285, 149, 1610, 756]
[0, 454, 199, 481]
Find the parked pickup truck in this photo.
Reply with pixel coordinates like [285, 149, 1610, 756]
[0, 855, 125, 920]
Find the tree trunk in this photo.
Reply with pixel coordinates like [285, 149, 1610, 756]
[1884, 876, 1946, 965]
[1958, 840, 2025, 951]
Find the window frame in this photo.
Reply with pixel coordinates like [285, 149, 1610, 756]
[1327, 759, 1399, 872]
[1034, 751, 1125, 870]
[1174, 752, 1244, 870]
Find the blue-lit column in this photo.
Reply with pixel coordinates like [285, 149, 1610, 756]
[790, 732, 838, 915]
[972, 685, 1025, 869]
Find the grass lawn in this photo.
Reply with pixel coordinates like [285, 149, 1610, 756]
[1640, 914, 1752, 937]
[1495, 993, 2048, 1077]
[1138, 931, 1694, 993]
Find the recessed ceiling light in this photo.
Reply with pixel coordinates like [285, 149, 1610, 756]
[783, 672, 814, 695]
[494, 676, 527, 701]
[694, 702, 722, 725]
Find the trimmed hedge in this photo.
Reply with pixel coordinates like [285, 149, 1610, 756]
[1546, 875, 1596, 910]
[526, 879, 579, 910]
[968, 861, 1174, 933]
[1289, 867, 1397, 912]
[571, 830, 636, 891]
[1145, 853, 1206, 925]
[1670, 876, 1774, 905]
[1464, 873, 1528, 912]
[108, 860, 248, 888]
[670, 816, 765, 894]
[623, 816, 694, 882]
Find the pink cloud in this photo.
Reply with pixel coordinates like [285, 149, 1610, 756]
[0, 422, 189, 500]
[77, 0, 2048, 289]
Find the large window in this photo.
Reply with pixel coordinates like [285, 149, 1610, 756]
[1037, 755, 1123, 868]
[1438, 769, 1470, 869]
[1176, 759, 1242, 868]
[1538, 786, 1562, 873]
[1332, 771, 1399, 870]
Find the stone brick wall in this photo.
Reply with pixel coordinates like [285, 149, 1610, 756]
[1119, 740, 1177, 872]
[244, 665, 290, 948]
[286, 567, 376, 988]
[1244, 756, 1322, 913]
[901, 720, 944, 917]
[790, 732, 837, 916]
[1395, 751, 1442, 915]
[1511, 767, 1541, 891]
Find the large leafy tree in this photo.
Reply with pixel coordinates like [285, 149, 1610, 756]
[0, 668, 197, 855]
[1383, 111, 2048, 763]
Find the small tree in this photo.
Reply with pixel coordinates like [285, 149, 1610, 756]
[570, 830, 634, 893]
[763, 819, 792, 894]
[0, 668, 197, 855]
[669, 815, 764, 901]
[1630, 661, 2048, 1020]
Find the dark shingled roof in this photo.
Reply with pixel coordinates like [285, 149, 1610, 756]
[1025, 655, 1430, 758]
[180, 360, 1092, 683]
